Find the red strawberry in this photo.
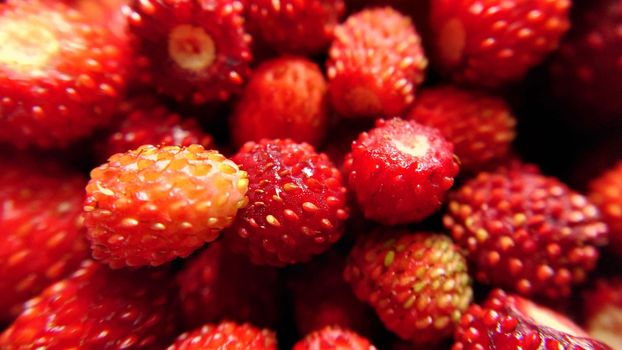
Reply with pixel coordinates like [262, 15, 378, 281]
[245, 0, 345, 55]
[177, 241, 279, 329]
[407, 86, 516, 172]
[589, 162, 622, 257]
[327, 7, 427, 118]
[166, 322, 277, 350]
[453, 289, 610, 350]
[444, 166, 608, 299]
[83, 144, 249, 268]
[0, 0, 128, 149]
[583, 279, 622, 349]
[430, 0, 571, 87]
[344, 231, 473, 345]
[230, 56, 328, 147]
[126, 0, 251, 104]
[343, 118, 459, 225]
[224, 139, 348, 266]
[0, 260, 178, 349]
[0, 159, 89, 322]
[293, 326, 377, 350]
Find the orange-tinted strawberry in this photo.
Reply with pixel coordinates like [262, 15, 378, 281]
[293, 326, 377, 350]
[589, 161, 622, 257]
[166, 322, 277, 350]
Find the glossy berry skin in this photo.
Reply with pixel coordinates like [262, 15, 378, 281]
[0, 0, 128, 149]
[293, 326, 377, 350]
[430, 0, 571, 87]
[453, 289, 610, 350]
[166, 322, 277, 350]
[344, 118, 459, 225]
[345, 231, 473, 345]
[246, 0, 345, 55]
[84, 144, 249, 268]
[224, 139, 348, 266]
[0, 160, 89, 322]
[407, 86, 516, 172]
[0, 260, 179, 350]
[327, 7, 427, 118]
[230, 57, 328, 147]
[444, 167, 608, 299]
[589, 162, 622, 257]
[583, 279, 622, 349]
[177, 241, 279, 329]
[126, 0, 251, 104]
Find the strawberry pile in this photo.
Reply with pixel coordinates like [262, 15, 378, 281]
[1, 0, 621, 349]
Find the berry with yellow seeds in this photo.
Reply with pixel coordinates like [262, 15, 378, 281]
[589, 161, 622, 257]
[293, 326, 377, 350]
[83, 144, 249, 268]
[344, 231, 473, 345]
[166, 322, 277, 350]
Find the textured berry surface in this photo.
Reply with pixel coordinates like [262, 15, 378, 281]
[0, 0, 128, 148]
[293, 326, 377, 350]
[84, 144, 249, 268]
[344, 118, 459, 225]
[583, 279, 622, 349]
[327, 7, 427, 118]
[589, 162, 622, 257]
[225, 139, 348, 266]
[167, 322, 277, 350]
[408, 86, 516, 172]
[453, 289, 609, 350]
[0, 260, 178, 349]
[230, 56, 328, 147]
[345, 231, 473, 345]
[430, 0, 571, 87]
[444, 167, 608, 298]
[126, 0, 251, 104]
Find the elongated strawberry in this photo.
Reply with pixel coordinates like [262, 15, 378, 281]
[166, 322, 277, 350]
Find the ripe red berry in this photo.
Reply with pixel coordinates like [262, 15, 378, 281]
[126, 0, 251, 104]
[230, 56, 328, 147]
[327, 7, 427, 118]
[293, 326, 376, 350]
[0, 0, 128, 149]
[430, 0, 571, 87]
[583, 279, 622, 349]
[407, 86, 516, 172]
[166, 322, 277, 350]
[444, 166, 608, 299]
[453, 289, 610, 350]
[0, 260, 179, 349]
[344, 231, 473, 345]
[344, 118, 459, 225]
[84, 144, 249, 268]
[589, 162, 622, 258]
[224, 139, 348, 266]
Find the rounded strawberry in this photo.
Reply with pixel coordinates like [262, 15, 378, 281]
[453, 289, 610, 350]
[166, 322, 277, 350]
[589, 162, 622, 257]
[430, 0, 571, 87]
[327, 7, 427, 118]
[444, 166, 608, 299]
[344, 231, 473, 345]
[177, 241, 279, 329]
[0, 0, 128, 149]
[245, 0, 345, 55]
[293, 326, 376, 350]
[344, 118, 459, 225]
[407, 86, 516, 172]
[126, 0, 251, 104]
[83, 144, 249, 268]
[583, 278, 622, 349]
[0, 260, 179, 349]
[230, 56, 328, 147]
[224, 139, 348, 266]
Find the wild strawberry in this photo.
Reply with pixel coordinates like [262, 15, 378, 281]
[166, 322, 277, 350]
[407, 86, 516, 172]
[0, 159, 89, 322]
[344, 231, 473, 345]
[453, 289, 610, 350]
[125, 0, 252, 104]
[230, 56, 328, 147]
[177, 241, 279, 329]
[0, 260, 178, 349]
[245, 0, 345, 55]
[224, 139, 348, 266]
[327, 7, 427, 118]
[0, 0, 128, 149]
[444, 166, 608, 299]
[344, 118, 459, 225]
[589, 162, 622, 257]
[583, 279, 622, 349]
[83, 144, 249, 268]
[430, 0, 571, 87]
[293, 326, 377, 350]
